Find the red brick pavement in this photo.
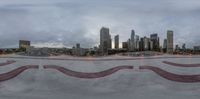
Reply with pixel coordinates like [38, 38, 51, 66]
[163, 61, 200, 67]
[0, 65, 39, 82]
[139, 66, 200, 83]
[43, 65, 133, 79]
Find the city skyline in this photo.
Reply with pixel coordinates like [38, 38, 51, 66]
[0, 0, 200, 48]
[0, 27, 196, 49]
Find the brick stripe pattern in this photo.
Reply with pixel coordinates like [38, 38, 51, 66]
[0, 65, 39, 82]
[44, 65, 133, 79]
[139, 66, 200, 83]
[163, 61, 200, 67]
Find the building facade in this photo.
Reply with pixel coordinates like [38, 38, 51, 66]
[150, 33, 160, 51]
[19, 40, 31, 52]
[72, 43, 87, 56]
[130, 30, 135, 51]
[100, 27, 112, 55]
[114, 35, 119, 49]
[135, 35, 140, 51]
[167, 30, 174, 54]
[122, 42, 128, 49]
[143, 36, 149, 51]
[163, 39, 167, 52]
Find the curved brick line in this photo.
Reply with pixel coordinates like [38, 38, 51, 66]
[0, 60, 16, 66]
[139, 66, 200, 83]
[163, 61, 200, 67]
[0, 65, 39, 82]
[43, 65, 133, 79]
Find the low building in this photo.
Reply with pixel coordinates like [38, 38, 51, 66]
[72, 43, 88, 56]
[26, 47, 49, 56]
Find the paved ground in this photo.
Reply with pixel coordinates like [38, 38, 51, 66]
[0, 55, 200, 99]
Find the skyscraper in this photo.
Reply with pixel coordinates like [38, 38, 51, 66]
[163, 39, 167, 52]
[143, 36, 149, 51]
[163, 39, 167, 49]
[135, 35, 140, 51]
[122, 42, 128, 49]
[167, 30, 174, 54]
[130, 30, 135, 51]
[139, 37, 144, 51]
[19, 40, 31, 50]
[150, 33, 160, 51]
[100, 27, 112, 55]
[114, 35, 119, 49]
[131, 30, 135, 41]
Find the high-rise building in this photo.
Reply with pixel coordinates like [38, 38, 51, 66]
[167, 30, 174, 54]
[76, 43, 80, 49]
[150, 33, 160, 51]
[122, 42, 128, 49]
[139, 38, 144, 51]
[131, 30, 135, 41]
[135, 35, 140, 51]
[114, 35, 119, 49]
[143, 36, 149, 51]
[163, 39, 167, 49]
[100, 27, 112, 55]
[163, 39, 167, 53]
[19, 40, 30, 49]
[149, 40, 153, 50]
[130, 30, 135, 51]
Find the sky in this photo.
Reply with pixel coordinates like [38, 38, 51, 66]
[0, 0, 199, 48]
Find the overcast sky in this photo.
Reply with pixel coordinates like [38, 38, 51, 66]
[0, 0, 199, 48]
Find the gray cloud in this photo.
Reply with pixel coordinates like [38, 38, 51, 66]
[0, 0, 199, 48]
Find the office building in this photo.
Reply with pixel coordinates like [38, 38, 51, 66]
[163, 39, 167, 49]
[130, 30, 135, 51]
[114, 35, 119, 49]
[143, 36, 149, 51]
[100, 27, 112, 55]
[139, 38, 144, 51]
[167, 30, 174, 54]
[150, 33, 160, 51]
[19, 40, 31, 49]
[163, 39, 167, 52]
[135, 35, 140, 51]
[149, 40, 153, 50]
[122, 42, 128, 49]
